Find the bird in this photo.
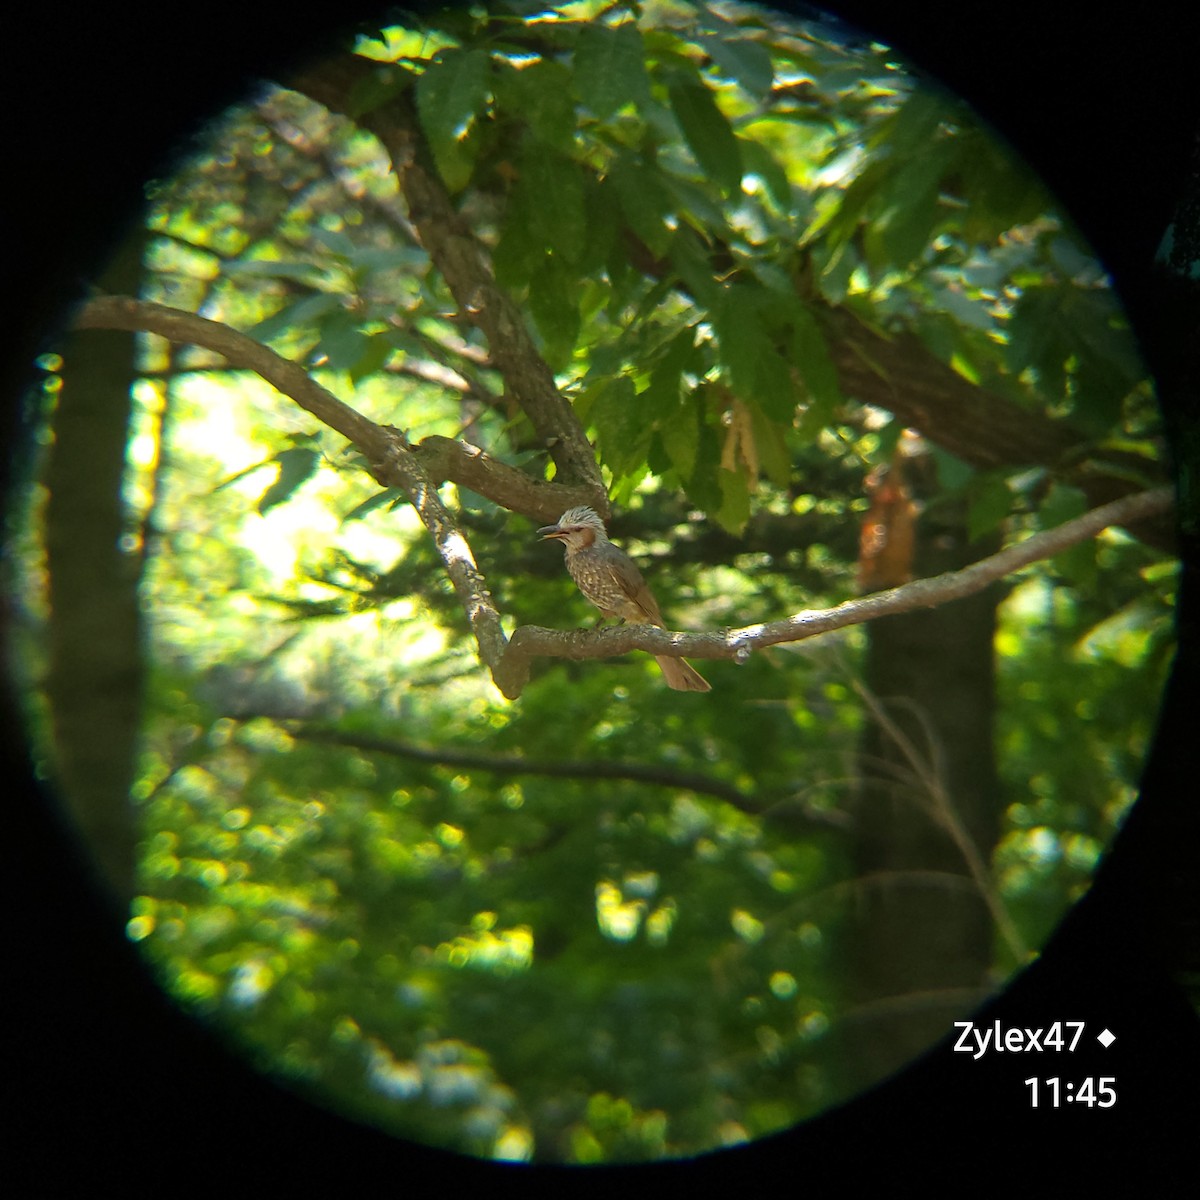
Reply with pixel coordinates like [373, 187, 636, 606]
[537, 506, 711, 692]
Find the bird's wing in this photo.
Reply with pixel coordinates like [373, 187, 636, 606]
[608, 559, 663, 625]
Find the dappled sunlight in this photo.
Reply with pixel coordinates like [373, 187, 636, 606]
[9, 0, 1175, 1169]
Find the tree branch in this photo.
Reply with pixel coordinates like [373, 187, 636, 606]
[280, 723, 761, 813]
[71, 297, 1175, 701]
[74, 296, 593, 525]
[493, 484, 1175, 696]
[74, 295, 518, 680]
[287, 56, 607, 507]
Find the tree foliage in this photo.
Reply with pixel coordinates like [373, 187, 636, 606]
[12, 0, 1176, 1164]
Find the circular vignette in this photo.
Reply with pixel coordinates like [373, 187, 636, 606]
[4, 0, 1199, 1186]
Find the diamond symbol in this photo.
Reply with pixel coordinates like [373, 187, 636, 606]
[1097, 1028, 1116, 1048]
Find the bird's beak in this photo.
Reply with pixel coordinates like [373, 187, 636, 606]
[537, 525, 565, 540]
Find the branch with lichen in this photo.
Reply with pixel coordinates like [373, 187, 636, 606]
[74, 297, 1173, 701]
[492, 485, 1175, 697]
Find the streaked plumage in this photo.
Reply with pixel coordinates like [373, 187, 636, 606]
[538, 506, 711, 692]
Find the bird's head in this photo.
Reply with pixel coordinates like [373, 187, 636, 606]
[537, 505, 608, 550]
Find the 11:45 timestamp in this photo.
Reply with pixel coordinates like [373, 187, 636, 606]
[1024, 1077, 1116, 1108]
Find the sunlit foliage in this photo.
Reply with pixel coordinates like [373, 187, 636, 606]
[12, 0, 1172, 1163]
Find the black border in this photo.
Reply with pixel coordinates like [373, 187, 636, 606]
[5, 2, 1198, 1189]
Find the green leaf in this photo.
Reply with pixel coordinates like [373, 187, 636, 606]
[225, 258, 325, 287]
[258, 447, 319, 515]
[789, 306, 841, 416]
[967, 471, 1015, 542]
[1039, 483, 1087, 530]
[513, 144, 586, 263]
[714, 286, 796, 422]
[644, 327, 698, 417]
[753, 344, 796, 423]
[348, 333, 395, 385]
[342, 489, 403, 523]
[497, 58, 576, 149]
[589, 375, 652, 480]
[741, 139, 791, 210]
[608, 156, 673, 257]
[873, 150, 951, 270]
[493, 209, 543, 290]
[668, 79, 743, 196]
[931, 446, 975, 491]
[416, 47, 491, 191]
[528, 256, 581, 371]
[314, 311, 370, 373]
[246, 293, 342, 343]
[714, 467, 751, 534]
[697, 33, 775, 97]
[750, 407, 792, 489]
[345, 62, 414, 119]
[714, 286, 765, 395]
[577, 175, 620, 274]
[574, 22, 651, 120]
[667, 228, 721, 308]
[658, 392, 701, 480]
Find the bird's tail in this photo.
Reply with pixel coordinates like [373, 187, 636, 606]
[655, 655, 711, 692]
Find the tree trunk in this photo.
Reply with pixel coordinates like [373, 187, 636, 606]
[839, 460, 1004, 1095]
[43, 232, 148, 903]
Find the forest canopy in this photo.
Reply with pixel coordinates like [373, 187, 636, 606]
[11, 0, 1176, 1164]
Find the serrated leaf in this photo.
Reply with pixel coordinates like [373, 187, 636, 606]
[493, 207, 543, 290]
[755, 345, 797, 423]
[668, 78, 743, 196]
[789, 306, 841, 415]
[590, 375, 652, 480]
[1007, 288, 1068, 398]
[659, 394, 700, 479]
[645, 327, 698, 417]
[574, 22, 651, 120]
[608, 156, 673, 257]
[416, 47, 491, 191]
[667, 228, 721, 308]
[348, 333, 395, 384]
[714, 286, 797, 422]
[497, 58, 576, 149]
[513, 144, 586, 263]
[577, 174, 619, 273]
[714, 286, 767, 397]
[315, 312, 369, 373]
[528, 256, 581, 370]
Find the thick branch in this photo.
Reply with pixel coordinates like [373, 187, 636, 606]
[288, 55, 606, 506]
[411, 436, 600, 525]
[78, 296, 393, 454]
[494, 485, 1175, 696]
[74, 296, 588, 522]
[822, 306, 1174, 549]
